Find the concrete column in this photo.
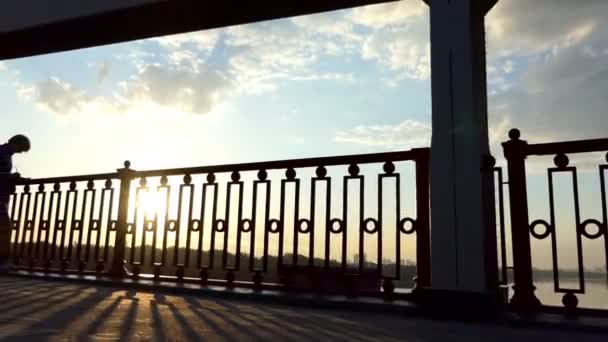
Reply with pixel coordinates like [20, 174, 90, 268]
[423, 0, 499, 302]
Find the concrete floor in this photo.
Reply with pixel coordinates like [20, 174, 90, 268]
[0, 276, 605, 341]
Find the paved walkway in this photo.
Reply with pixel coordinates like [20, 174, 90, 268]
[0, 276, 605, 341]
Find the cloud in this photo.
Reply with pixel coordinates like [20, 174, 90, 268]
[350, 1, 426, 29]
[22, 59, 231, 117]
[487, 0, 608, 143]
[0, 62, 6, 71]
[19, 77, 88, 115]
[349, 2, 430, 82]
[335, 119, 431, 149]
[361, 25, 430, 82]
[487, 0, 608, 57]
[151, 30, 220, 54]
[123, 63, 231, 115]
[291, 13, 361, 42]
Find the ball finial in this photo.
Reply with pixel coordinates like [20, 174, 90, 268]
[554, 154, 569, 168]
[124, 160, 131, 169]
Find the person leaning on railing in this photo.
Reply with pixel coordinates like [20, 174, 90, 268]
[0, 135, 30, 273]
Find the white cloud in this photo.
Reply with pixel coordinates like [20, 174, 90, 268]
[336, 119, 431, 149]
[123, 63, 231, 115]
[487, 0, 608, 57]
[21, 77, 88, 115]
[292, 13, 361, 42]
[361, 25, 430, 81]
[0, 62, 6, 71]
[152, 30, 220, 54]
[486, 0, 608, 143]
[350, 1, 426, 29]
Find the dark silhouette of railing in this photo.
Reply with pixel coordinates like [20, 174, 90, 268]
[503, 129, 608, 315]
[8, 148, 431, 299]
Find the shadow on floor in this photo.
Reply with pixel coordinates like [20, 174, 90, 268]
[0, 276, 606, 342]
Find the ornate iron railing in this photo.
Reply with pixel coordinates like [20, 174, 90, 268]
[9, 148, 431, 299]
[9, 173, 121, 273]
[503, 129, 608, 315]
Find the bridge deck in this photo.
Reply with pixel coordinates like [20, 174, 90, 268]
[0, 276, 605, 341]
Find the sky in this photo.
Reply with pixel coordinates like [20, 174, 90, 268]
[2, 0, 608, 272]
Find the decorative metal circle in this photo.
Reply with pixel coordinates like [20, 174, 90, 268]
[297, 219, 311, 234]
[362, 218, 378, 234]
[207, 173, 216, 183]
[183, 174, 192, 184]
[190, 219, 201, 232]
[399, 218, 417, 234]
[124, 160, 131, 169]
[87, 180, 95, 190]
[11, 221, 18, 230]
[73, 220, 81, 231]
[160, 176, 169, 186]
[110, 220, 118, 231]
[214, 219, 226, 233]
[23, 184, 30, 193]
[57, 220, 65, 231]
[554, 153, 569, 169]
[53, 183, 60, 191]
[105, 179, 112, 189]
[258, 169, 268, 181]
[145, 221, 155, 232]
[348, 164, 360, 176]
[316, 166, 327, 178]
[267, 219, 281, 233]
[286, 168, 296, 180]
[126, 223, 134, 234]
[167, 220, 178, 232]
[329, 218, 343, 234]
[240, 219, 253, 233]
[69, 182, 77, 191]
[579, 219, 605, 239]
[530, 219, 553, 239]
[139, 177, 147, 187]
[509, 129, 521, 140]
[91, 220, 99, 231]
[38, 184, 45, 192]
[41, 220, 49, 231]
[231, 171, 241, 182]
[26, 221, 33, 230]
[383, 162, 396, 174]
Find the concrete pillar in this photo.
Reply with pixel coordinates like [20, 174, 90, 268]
[421, 0, 500, 310]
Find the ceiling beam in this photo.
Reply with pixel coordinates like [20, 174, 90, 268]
[0, 0, 398, 60]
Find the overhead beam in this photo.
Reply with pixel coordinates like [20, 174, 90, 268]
[0, 0, 397, 60]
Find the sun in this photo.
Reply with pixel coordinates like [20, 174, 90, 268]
[136, 189, 167, 219]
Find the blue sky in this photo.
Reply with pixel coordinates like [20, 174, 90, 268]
[2, 1, 608, 270]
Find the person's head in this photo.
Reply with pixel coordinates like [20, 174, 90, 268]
[8, 134, 31, 153]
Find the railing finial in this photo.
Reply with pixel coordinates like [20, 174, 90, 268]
[508, 128, 521, 141]
[123, 160, 131, 169]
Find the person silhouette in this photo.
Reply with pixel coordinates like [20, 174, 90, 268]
[0, 134, 30, 273]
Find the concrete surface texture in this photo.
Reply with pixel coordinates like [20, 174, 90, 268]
[0, 276, 605, 341]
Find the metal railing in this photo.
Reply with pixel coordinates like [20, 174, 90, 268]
[9, 148, 431, 299]
[503, 129, 608, 315]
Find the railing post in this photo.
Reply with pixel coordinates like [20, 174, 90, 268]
[502, 129, 541, 314]
[413, 148, 430, 293]
[108, 161, 134, 278]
